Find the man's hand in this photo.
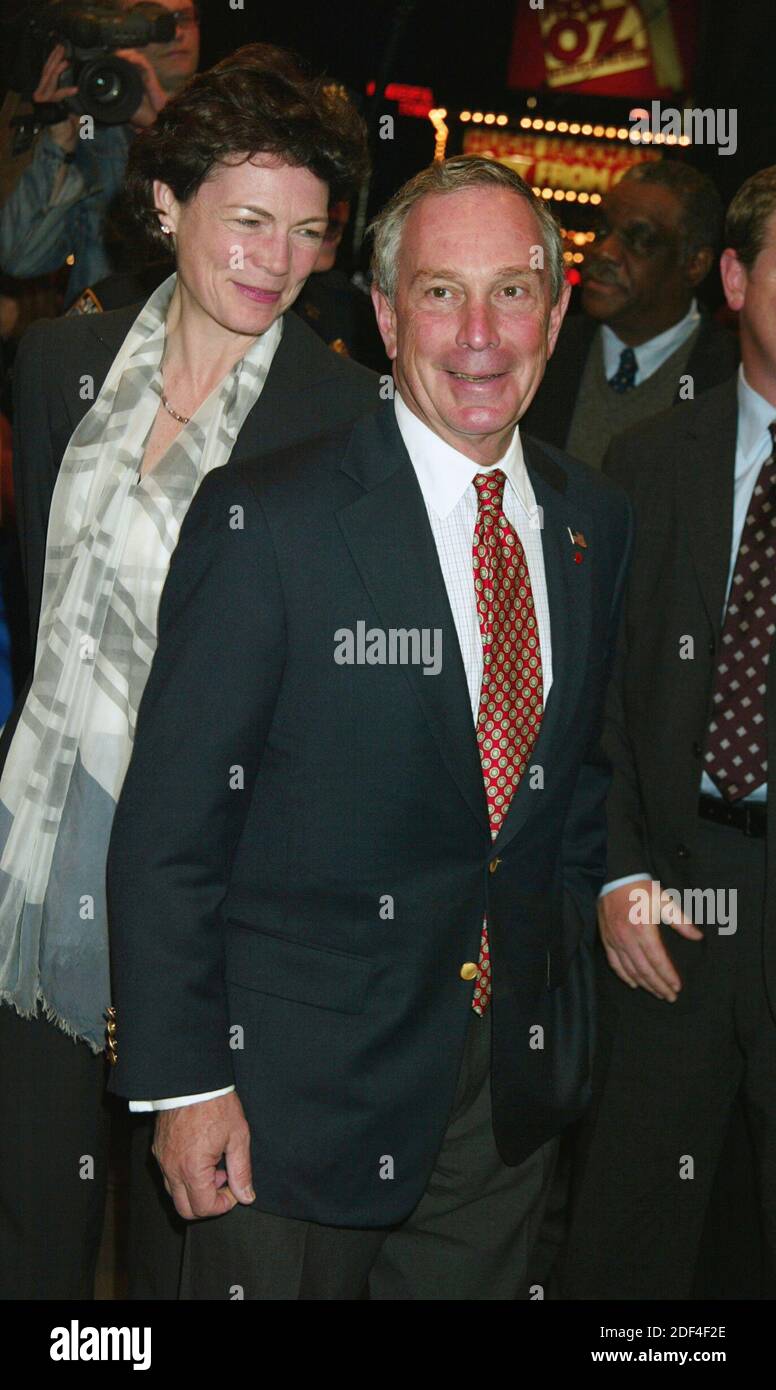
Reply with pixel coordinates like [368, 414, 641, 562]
[32, 44, 79, 151]
[114, 49, 169, 129]
[598, 879, 704, 1001]
[153, 1091, 255, 1220]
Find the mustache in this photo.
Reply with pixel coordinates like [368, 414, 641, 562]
[583, 260, 627, 288]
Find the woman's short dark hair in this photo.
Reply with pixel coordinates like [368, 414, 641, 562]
[124, 44, 369, 258]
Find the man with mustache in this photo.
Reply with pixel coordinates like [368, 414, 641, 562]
[522, 161, 738, 469]
[105, 155, 633, 1299]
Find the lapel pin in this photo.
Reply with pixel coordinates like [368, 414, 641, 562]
[567, 527, 587, 564]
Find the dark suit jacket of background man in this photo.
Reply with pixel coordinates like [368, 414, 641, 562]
[106, 402, 633, 1228]
[601, 376, 776, 1016]
[0, 299, 380, 1298]
[522, 310, 740, 450]
[9, 303, 381, 655]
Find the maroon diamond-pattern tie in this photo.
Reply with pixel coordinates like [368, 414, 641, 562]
[470, 469, 544, 1014]
[704, 421, 776, 801]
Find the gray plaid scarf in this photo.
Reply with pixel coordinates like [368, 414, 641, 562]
[0, 272, 281, 1050]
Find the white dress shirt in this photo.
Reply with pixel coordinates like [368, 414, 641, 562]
[602, 363, 776, 899]
[393, 391, 553, 709]
[601, 297, 700, 386]
[132, 391, 553, 1110]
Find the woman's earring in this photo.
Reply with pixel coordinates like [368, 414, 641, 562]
[160, 224, 172, 236]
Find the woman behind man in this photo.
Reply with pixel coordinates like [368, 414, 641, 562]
[0, 43, 377, 1300]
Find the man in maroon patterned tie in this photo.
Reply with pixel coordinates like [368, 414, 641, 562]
[106, 156, 633, 1299]
[564, 167, 776, 1300]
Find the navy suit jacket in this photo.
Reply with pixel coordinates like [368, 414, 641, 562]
[107, 402, 633, 1228]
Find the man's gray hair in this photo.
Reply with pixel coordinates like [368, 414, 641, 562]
[369, 155, 565, 305]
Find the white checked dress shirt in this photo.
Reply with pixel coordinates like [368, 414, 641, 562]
[132, 391, 553, 1110]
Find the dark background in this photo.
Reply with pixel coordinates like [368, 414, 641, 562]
[2, 1, 774, 254]
[201, 0, 776, 208]
[0, 0, 773, 1305]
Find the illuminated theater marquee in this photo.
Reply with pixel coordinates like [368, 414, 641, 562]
[463, 128, 659, 195]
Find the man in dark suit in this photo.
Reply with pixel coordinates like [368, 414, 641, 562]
[562, 166, 776, 1299]
[522, 161, 739, 468]
[106, 154, 632, 1300]
[0, 300, 379, 1301]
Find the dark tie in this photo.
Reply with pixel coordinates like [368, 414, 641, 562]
[704, 421, 776, 801]
[608, 346, 638, 393]
[470, 470, 544, 1014]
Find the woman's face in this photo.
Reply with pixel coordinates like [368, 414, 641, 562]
[154, 154, 330, 336]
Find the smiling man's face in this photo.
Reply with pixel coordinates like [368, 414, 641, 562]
[372, 186, 569, 465]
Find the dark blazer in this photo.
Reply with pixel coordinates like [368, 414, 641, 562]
[11, 304, 381, 647]
[106, 402, 633, 1228]
[521, 310, 740, 450]
[601, 375, 776, 1015]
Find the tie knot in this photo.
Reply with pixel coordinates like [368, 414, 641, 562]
[473, 469, 506, 514]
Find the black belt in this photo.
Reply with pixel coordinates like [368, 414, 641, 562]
[698, 792, 767, 838]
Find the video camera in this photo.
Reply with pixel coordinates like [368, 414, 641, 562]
[6, 2, 178, 128]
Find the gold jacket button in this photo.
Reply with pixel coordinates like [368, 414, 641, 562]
[489, 858, 501, 874]
[460, 961, 479, 981]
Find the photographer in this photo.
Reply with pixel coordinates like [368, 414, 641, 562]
[0, 1, 199, 305]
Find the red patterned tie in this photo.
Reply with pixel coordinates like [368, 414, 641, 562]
[704, 421, 776, 801]
[471, 469, 544, 1015]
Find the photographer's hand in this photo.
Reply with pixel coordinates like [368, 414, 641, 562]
[115, 49, 169, 130]
[32, 44, 79, 152]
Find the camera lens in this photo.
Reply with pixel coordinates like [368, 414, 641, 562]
[77, 56, 145, 125]
[90, 70, 122, 105]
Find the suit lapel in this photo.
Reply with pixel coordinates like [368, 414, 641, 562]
[493, 437, 593, 854]
[334, 413, 594, 842]
[229, 312, 348, 464]
[675, 379, 738, 641]
[65, 309, 139, 428]
[336, 408, 489, 833]
[526, 315, 597, 448]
